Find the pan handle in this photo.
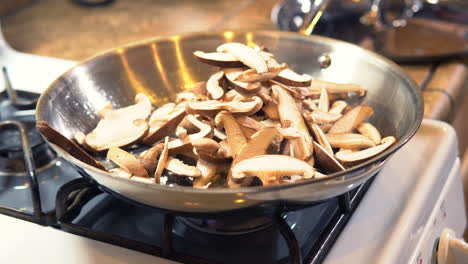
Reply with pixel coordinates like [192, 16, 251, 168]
[298, 0, 331, 36]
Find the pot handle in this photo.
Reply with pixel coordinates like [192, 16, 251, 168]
[298, 0, 331, 35]
[437, 228, 468, 264]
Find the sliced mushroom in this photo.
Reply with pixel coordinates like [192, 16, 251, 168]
[257, 86, 274, 103]
[193, 51, 244, 68]
[100, 93, 152, 121]
[216, 42, 268, 73]
[303, 99, 318, 111]
[187, 96, 263, 117]
[329, 100, 348, 114]
[139, 143, 164, 175]
[274, 68, 312, 87]
[236, 116, 265, 131]
[328, 105, 374, 134]
[223, 68, 262, 94]
[262, 101, 280, 120]
[193, 158, 217, 189]
[235, 63, 288, 83]
[143, 109, 186, 145]
[206, 71, 225, 100]
[84, 94, 152, 151]
[192, 137, 230, 162]
[107, 147, 148, 178]
[307, 111, 342, 124]
[86, 119, 149, 152]
[168, 115, 212, 153]
[357, 122, 382, 145]
[149, 103, 176, 125]
[110, 168, 133, 179]
[313, 141, 346, 173]
[213, 128, 227, 140]
[215, 111, 247, 155]
[219, 140, 232, 157]
[154, 137, 169, 183]
[326, 133, 376, 149]
[240, 126, 257, 139]
[310, 123, 333, 155]
[36, 121, 107, 171]
[318, 87, 329, 112]
[335, 136, 397, 166]
[231, 155, 315, 186]
[272, 84, 313, 160]
[309, 80, 366, 96]
[234, 126, 281, 162]
[165, 157, 201, 177]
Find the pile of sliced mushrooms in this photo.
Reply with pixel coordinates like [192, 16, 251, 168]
[74, 42, 397, 189]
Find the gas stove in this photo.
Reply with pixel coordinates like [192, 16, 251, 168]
[0, 30, 466, 264]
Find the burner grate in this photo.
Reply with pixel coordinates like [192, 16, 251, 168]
[53, 177, 374, 264]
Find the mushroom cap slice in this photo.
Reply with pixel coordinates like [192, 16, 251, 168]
[235, 64, 288, 83]
[329, 100, 348, 114]
[272, 84, 313, 160]
[187, 96, 263, 117]
[84, 93, 152, 151]
[139, 143, 164, 175]
[107, 147, 149, 178]
[86, 119, 149, 152]
[193, 51, 244, 68]
[193, 158, 217, 188]
[192, 137, 230, 162]
[206, 71, 225, 100]
[335, 136, 397, 166]
[274, 68, 312, 87]
[317, 87, 329, 112]
[308, 111, 342, 124]
[309, 80, 366, 96]
[165, 157, 201, 177]
[168, 115, 212, 152]
[154, 137, 169, 183]
[36, 121, 107, 171]
[326, 133, 376, 149]
[231, 155, 315, 186]
[328, 105, 374, 134]
[143, 109, 186, 145]
[223, 68, 262, 94]
[110, 168, 133, 179]
[357, 122, 382, 145]
[313, 141, 346, 173]
[149, 103, 176, 125]
[215, 111, 247, 155]
[101, 93, 152, 121]
[216, 43, 268, 73]
[310, 123, 333, 155]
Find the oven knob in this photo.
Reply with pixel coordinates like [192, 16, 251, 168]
[437, 228, 468, 264]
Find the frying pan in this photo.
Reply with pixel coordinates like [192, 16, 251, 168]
[35, 30, 423, 213]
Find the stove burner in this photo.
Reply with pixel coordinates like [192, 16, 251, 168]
[177, 215, 273, 235]
[0, 121, 57, 174]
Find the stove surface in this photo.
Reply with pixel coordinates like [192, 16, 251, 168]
[0, 119, 463, 264]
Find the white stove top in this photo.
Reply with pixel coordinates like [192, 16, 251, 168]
[0, 32, 466, 264]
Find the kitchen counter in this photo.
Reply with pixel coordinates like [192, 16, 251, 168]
[2, 0, 467, 149]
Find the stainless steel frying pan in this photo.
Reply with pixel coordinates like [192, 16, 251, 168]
[36, 30, 423, 212]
